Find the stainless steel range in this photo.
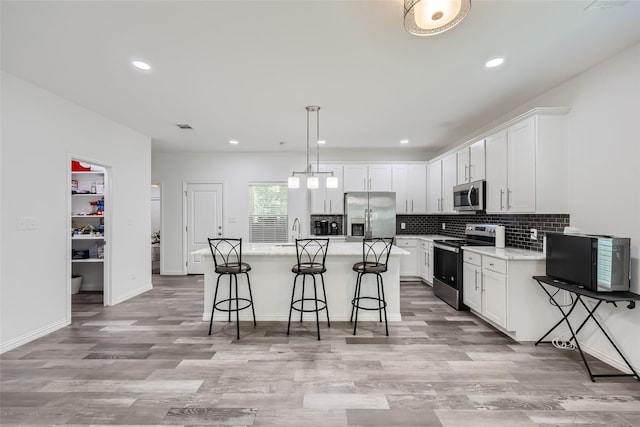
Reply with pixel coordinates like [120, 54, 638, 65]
[432, 224, 498, 310]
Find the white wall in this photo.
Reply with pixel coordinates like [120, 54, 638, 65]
[0, 72, 152, 353]
[152, 151, 310, 274]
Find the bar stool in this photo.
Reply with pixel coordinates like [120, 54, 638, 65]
[350, 237, 394, 336]
[207, 238, 256, 339]
[287, 238, 330, 340]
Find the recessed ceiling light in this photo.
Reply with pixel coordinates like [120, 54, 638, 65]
[132, 60, 151, 71]
[485, 57, 504, 68]
[229, 140, 239, 145]
[318, 140, 326, 145]
[400, 139, 409, 144]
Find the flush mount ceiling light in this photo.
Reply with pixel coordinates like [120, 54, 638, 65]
[404, 0, 471, 36]
[485, 57, 504, 68]
[400, 139, 409, 144]
[288, 106, 338, 190]
[132, 60, 151, 71]
[229, 140, 239, 145]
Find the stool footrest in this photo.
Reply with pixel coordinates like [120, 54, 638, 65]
[291, 298, 328, 313]
[214, 297, 253, 312]
[352, 296, 387, 311]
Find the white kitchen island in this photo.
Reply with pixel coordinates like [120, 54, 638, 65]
[192, 242, 408, 322]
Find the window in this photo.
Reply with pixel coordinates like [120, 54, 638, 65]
[248, 183, 288, 243]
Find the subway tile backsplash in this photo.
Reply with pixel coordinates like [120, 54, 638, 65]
[396, 213, 570, 252]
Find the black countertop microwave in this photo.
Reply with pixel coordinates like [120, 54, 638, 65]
[545, 232, 631, 292]
[453, 180, 486, 212]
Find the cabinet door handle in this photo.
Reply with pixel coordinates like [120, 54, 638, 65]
[464, 164, 468, 181]
[468, 163, 472, 181]
[369, 177, 372, 190]
[323, 200, 326, 213]
[481, 273, 485, 292]
[474, 270, 479, 291]
[500, 189, 505, 211]
[329, 200, 332, 213]
[411, 200, 414, 212]
[507, 189, 512, 209]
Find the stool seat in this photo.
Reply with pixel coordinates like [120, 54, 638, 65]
[216, 262, 251, 274]
[352, 261, 387, 273]
[292, 262, 326, 274]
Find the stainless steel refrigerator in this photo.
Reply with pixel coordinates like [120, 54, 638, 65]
[344, 192, 396, 240]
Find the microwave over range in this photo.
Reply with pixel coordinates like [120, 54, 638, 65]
[453, 180, 486, 212]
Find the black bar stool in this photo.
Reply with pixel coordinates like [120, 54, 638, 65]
[287, 238, 330, 340]
[207, 238, 256, 339]
[350, 237, 394, 336]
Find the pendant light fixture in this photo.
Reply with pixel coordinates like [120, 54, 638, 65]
[288, 106, 338, 189]
[404, 0, 471, 36]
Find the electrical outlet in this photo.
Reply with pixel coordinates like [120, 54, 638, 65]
[400, 222, 406, 230]
[442, 223, 446, 230]
[530, 228, 538, 240]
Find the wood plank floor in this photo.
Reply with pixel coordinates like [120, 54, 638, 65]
[1, 275, 639, 426]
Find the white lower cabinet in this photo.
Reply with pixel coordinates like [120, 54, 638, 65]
[463, 253, 508, 330]
[396, 238, 418, 278]
[462, 249, 566, 341]
[418, 240, 434, 285]
[481, 268, 507, 328]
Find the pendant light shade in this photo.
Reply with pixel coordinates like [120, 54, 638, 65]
[404, 0, 471, 36]
[288, 175, 300, 189]
[287, 106, 338, 189]
[326, 175, 339, 189]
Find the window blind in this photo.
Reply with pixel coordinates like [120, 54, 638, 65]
[248, 183, 288, 243]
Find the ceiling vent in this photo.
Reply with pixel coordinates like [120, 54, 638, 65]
[176, 124, 193, 130]
[584, 0, 629, 10]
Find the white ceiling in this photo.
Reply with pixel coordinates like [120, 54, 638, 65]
[2, 0, 640, 154]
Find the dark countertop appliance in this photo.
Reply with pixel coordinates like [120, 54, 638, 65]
[432, 224, 498, 310]
[545, 232, 631, 292]
[314, 220, 329, 236]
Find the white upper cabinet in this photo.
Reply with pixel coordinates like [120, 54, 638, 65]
[485, 110, 568, 214]
[427, 154, 456, 214]
[427, 160, 442, 214]
[343, 164, 392, 192]
[309, 164, 344, 214]
[392, 164, 427, 214]
[441, 153, 457, 213]
[485, 129, 509, 213]
[457, 139, 485, 184]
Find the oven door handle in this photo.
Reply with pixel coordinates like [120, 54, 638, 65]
[467, 184, 474, 208]
[434, 243, 460, 253]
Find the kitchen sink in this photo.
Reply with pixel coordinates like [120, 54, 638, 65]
[272, 243, 296, 248]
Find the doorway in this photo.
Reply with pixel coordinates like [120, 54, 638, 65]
[184, 182, 223, 274]
[151, 183, 161, 274]
[69, 157, 111, 318]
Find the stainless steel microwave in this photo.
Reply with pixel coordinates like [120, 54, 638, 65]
[453, 180, 486, 212]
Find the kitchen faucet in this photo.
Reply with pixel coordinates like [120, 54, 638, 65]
[291, 217, 301, 242]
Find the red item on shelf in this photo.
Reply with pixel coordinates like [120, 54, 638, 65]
[71, 160, 91, 171]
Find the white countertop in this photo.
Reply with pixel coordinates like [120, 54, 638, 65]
[462, 246, 545, 261]
[395, 234, 458, 241]
[193, 241, 409, 257]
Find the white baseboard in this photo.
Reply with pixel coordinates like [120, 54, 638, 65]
[202, 312, 402, 322]
[158, 270, 185, 276]
[110, 283, 152, 306]
[0, 319, 68, 354]
[580, 342, 637, 375]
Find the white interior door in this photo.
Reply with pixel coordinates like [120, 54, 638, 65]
[186, 183, 223, 274]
